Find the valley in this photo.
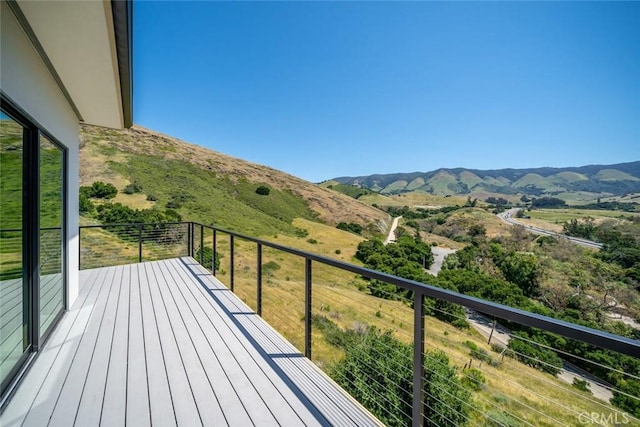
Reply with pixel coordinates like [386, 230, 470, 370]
[75, 123, 640, 425]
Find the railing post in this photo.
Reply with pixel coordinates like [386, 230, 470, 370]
[190, 223, 194, 257]
[212, 229, 217, 276]
[304, 258, 312, 359]
[413, 291, 425, 427]
[138, 224, 143, 263]
[230, 234, 235, 292]
[199, 224, 204, 265]
[186, 223, 192, 257]
[256, 243, 262, 316]
[78, 226, 82, 270]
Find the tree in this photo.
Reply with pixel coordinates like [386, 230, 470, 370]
[497, 252, 541, 297]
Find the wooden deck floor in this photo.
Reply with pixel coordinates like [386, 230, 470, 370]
[0, 257, 381, 426]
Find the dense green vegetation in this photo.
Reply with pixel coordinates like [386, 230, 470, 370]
[255, 185, 270, 195]
[353, 202, 640, 416]
[313, 316, 471, 426]
[80, 181, 118, 199]
[107, 153, 318, 236]
[336, 221, 363, 235]
[440, 232, 640, 414]
[355, 234, 434, 299]
[530, 197, 566, 208]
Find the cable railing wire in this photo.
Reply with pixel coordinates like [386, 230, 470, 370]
[75, 221, 640, 427]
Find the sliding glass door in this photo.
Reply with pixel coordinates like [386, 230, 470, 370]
[0, 101, 66, 399]
[0, 113, 27, 390]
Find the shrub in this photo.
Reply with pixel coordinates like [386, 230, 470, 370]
[146, 194, 158, 201]
[335, 249, 341, 255]
[462, 368, 486, 391]
[485, 410, 523, 427]
[123, 181, 143, 194]
[337, 222, 363, 235]
[255, 185, 270, 195]
[572, 378, 591, 393]
[294, 228, 308, 237]
[262, 261, 281, 275]
[79, 193, 95, 214]
[81, 181, 118, 199]
[307, 238, 318, 244]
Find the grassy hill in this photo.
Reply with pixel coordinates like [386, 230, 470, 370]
[80, 124, 389, 237]
[332, 162, 640, 203]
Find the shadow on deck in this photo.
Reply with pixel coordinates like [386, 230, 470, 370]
[0, 257, 380, 426]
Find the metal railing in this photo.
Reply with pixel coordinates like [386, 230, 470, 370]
[78, 221, 640, 426]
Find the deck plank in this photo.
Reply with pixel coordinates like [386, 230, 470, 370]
[126, 263, 152, 426]
[191, 261, 376, 427]
[0, 258, 381, 427]
[173, 259, 325, 426]
[46, 266, 122, 426]
[144, 261, 203, 426]
[152, 260, 226, 426]
[71, 265, 123, 426]
[139, 262, 176, 427]
[0, 267, 104, 427]
[100, 263, 131, 425]
[158, 259, 255, 426]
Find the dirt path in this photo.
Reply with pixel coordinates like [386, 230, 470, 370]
[384, 216, 402, 245]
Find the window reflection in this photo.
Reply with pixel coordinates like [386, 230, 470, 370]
[39, 135, 64, 337]
[0, 112, 26, 387]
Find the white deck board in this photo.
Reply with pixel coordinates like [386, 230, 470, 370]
[139, 262, 176, 427]
[0, 258, 382, 427]
[125, 263, 152, 426]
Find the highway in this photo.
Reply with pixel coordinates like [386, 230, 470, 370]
[497, 208, 603, 249]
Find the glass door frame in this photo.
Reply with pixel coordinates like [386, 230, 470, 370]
[0, 95, 67, 401]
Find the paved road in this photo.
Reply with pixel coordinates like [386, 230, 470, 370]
[497, 208, 603, 249]
[427, 247, 456, 276]
[384, 216, 402, 245]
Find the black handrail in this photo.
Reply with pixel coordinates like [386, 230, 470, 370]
[76, 221, 640, 427]
[190, 222, 639, 358]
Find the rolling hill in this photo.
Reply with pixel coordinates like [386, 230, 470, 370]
[330, 162, 640, 202]
[79, 124, 389, 237]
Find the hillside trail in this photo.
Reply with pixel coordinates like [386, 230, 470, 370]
[384, 216, 402, 244]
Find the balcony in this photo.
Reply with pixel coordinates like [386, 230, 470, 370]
[0, 256, 381, 426]
[2, 222, 639, 426]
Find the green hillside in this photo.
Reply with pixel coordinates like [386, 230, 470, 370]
[79, 125, 388, 237]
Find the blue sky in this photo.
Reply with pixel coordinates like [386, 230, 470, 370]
[134, 1, 639, 183]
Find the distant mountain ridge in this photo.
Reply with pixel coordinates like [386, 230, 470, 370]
[331, 161, 640, 200]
